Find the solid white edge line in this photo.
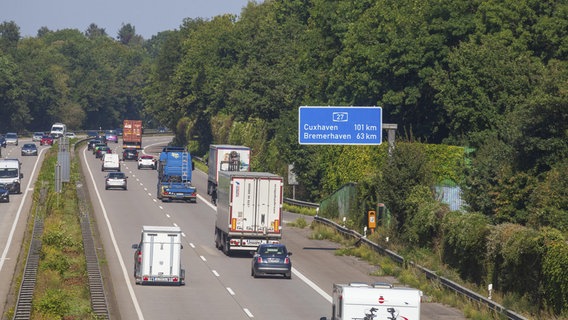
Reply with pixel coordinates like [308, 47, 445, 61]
[83, 146, 145, 320]
[0, 147, 47, 272]
[292, 267, 332, 303]
[243, 308, 254, 318]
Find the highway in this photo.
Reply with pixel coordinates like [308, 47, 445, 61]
[0, 140, 49, 318]
[0, 135, 467, 319]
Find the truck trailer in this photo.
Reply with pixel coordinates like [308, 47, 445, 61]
[122, 120, 143, 149]
[0, 158, 23, 194]
[157, 148, 196, 202]
[323, 282, 422, 320]
[214, 171, 283, 256]
[207, 144, 251, 204]
[132, 226, 185, 285]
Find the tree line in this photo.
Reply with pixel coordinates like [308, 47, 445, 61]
[1, 0, 567, 316]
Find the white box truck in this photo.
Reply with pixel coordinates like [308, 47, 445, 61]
[132, 226, 185, 285]
[214, 171, 283, 256]
[0, 158, 23, 194]
[207, 145, 251, 204]
[322, 282, 422, 320]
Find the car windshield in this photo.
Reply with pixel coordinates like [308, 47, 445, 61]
[0, 168, 18, 178]
[6, 133, 17, 138]
[108, 173, 124, 179]
[24, 144, 36, 148]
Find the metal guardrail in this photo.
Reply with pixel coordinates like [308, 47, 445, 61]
[312, 215, 527, 320]
[283, 198, 320, 208]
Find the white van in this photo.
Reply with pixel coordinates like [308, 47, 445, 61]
[322, 282, 422, 320]
[50, 123, 67, 138]
[101, 153, 120, 172]
[0, 159, 23, 194]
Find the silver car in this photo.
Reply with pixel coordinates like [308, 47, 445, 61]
[105, 172, 128, 190]
[32, 132, 44, 141]
[5, 133, 18, 146]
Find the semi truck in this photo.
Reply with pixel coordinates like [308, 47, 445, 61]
[207, 144, 251, 204]
[122, 120, 143, 149]
[0, 158, 23, 194]
[132, 226, 185, 285]
[321, 282, 422, 320]
[157, 148, 196, 202]
[214, 171, 283, 256]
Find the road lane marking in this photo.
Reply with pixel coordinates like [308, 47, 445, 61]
[227, 287, 235, 295]
[200, 256, 207, 262]
[0, 147, 47, 273]
[244, 308, 254, 318]
[212, 270, 219, 277]
[292, 267, 332, 303]
[82, 147, 145, 320]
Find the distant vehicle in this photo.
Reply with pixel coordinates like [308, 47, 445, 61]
[96, 146, 112, 158]
[92, 143, 108, 155]
[105, 130, 118, 143]
[321, 282, 422, 320]
[0, 183, 9, 202]
[65, 132, 77, 139]
[115, 127, 123, 136]
[40, 135, 54, 146]
[123, 120, 142, 149]
[0, 135, 6, 148]
[0, 158, 23, 194]
[251, 244, 292, 279]
[50, 123, 66, 138]
[21, 143, 38, 156]
[137, 155, 157, 170]
[32, 132, 44, 142]
[207, 145, 251, 204]
[5, 133, 18, 146]
[87, 139, 103, 151]
[132, 226, 185, 285]
[102, 153, 121, 172]
[105, 172, 127, 190]
[122, 148, 139, 161]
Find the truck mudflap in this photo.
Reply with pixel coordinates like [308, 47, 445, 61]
[159, 183, 197, 202]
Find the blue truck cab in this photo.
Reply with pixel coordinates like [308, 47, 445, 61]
[157, 147, 197, 202]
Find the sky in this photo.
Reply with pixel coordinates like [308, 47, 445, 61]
[2, 0, 255, 39]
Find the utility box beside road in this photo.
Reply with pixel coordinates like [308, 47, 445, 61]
[214, 171, 283, 255]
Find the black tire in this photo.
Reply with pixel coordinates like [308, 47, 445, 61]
[285, 273, 292, 279]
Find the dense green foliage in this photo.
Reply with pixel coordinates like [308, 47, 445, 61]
[1, 0, 567, 316]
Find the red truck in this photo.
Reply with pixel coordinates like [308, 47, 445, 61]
[123, 120, 142, 149]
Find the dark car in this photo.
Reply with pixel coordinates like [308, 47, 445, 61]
[96, 146, 112, 158]
[87, 139, 103, 151]
[0, 183, 9, 202]
[0, 135, 6, 148]
[40, 135, 54, 146]
[92, 143, 108, 155]
[251, 244, 292, 279]
[122, 148, 139, 161]
[21, 143, 38, 156]
[86, 130, 98, 138]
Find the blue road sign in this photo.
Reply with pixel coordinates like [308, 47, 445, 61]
[298, 106, 382, 145]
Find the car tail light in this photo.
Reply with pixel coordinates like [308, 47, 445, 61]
[137, 252, 142, 263]
[284, 257, 290, 264]
[257, 257, 263, 263]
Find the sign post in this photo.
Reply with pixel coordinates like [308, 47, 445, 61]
[298, 106, 382, 145]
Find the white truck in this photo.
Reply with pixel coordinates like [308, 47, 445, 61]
[214, 171, 283, 256]
[132, 226, 185, 285]
[322, 282, 422, 320]
[0, 158, 23, 194]
[207, 145, 251, 204]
